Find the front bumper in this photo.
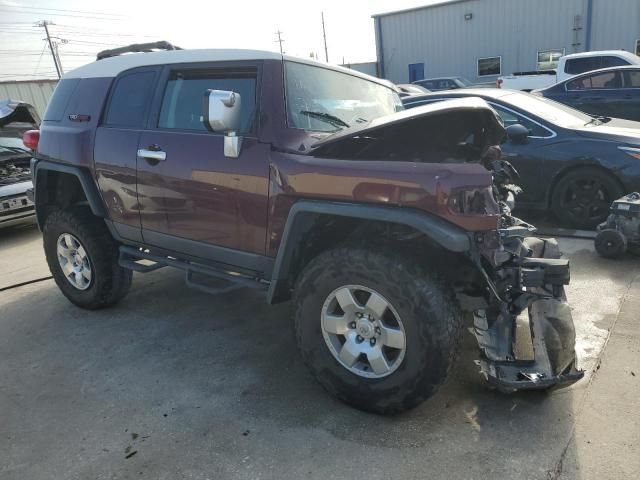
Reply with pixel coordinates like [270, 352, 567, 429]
[473, 235, 584, 392]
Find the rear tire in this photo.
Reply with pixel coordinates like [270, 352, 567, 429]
[551, 168, 621, 229]
[293, 247, 462, 414]
[43, 208, 132, 310]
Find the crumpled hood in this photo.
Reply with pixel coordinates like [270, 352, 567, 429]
[0, 100, 40, 128]
[308, 97, 506, 156]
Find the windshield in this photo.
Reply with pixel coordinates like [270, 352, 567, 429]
[500, 92, 594, 127]
[285, 61, 402, 132]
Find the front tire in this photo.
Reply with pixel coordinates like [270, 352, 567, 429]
[293, 247, 462, 414]
[43, 208, 132, 310]
[551, 168, 621, 229]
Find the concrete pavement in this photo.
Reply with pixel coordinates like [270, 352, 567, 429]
[0, 226, 638, 480]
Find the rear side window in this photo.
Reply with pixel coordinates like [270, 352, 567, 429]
[565, 56, 630, 75]
[105, 70, 156, 128]
[158, 69, 257, 134]
[43, 78, 80, 121]
[626, 70, 640, 88]
[567, 71, 623, 90]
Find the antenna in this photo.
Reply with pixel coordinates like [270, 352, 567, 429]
[321, 12, 329, 62]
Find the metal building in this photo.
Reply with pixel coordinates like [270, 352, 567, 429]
[373, 0, 640, 83]
[0, 80, 57, 117]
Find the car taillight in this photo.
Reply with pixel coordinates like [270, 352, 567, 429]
[495, 79, 503, 88]
[23, 129, 40, 151]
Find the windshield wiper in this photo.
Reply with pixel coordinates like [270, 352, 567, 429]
[300, 110, 350, 129]
[584, 115, 611, 126]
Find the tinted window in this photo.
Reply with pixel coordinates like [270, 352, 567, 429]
[601, 56, 630, 68]
[567, 71, 623, 90]
[627, 70, 640, 87]
[478, 57, 501, 77]
[105, 71, 156, 128]
[565, 55, 630, 74]
[420, 81, 435, 89]
[158, 69, 256, 133]
[43, 78, 80, 121]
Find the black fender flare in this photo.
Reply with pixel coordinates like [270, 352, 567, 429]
[267, 200, 472, 304]
[32, 159, 107, 228]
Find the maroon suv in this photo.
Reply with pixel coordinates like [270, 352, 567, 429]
[28, 43, 583, 413]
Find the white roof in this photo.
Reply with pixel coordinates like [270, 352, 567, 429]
[63, 48, 391, 87]
[563, 50, 640, 63]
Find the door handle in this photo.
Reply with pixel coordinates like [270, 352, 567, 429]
[137, 148, 166, 162]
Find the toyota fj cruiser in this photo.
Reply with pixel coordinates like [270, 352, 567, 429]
[27, 42, 583, 413]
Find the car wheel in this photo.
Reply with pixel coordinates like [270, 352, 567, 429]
[43, 207, 132, 310]
[551, 168, 622, 229]
[292, 247, 462, 414]
[594, 229, 627, 258]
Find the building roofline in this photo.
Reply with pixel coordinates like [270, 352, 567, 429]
[0, 79, 58, 85]
[372, 0, 471, 19]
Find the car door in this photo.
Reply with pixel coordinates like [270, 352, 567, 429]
[566, 70, 625, 118]
[486, 103, 549, 206]
[94, 67, 162, 242]
[137, 62, 271, 257]
[621, 69, 640, 121]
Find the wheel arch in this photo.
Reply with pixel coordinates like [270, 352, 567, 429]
[267, 200, 472, 304]
[33, 160, 107, 229]
[545, 162, 625, 208]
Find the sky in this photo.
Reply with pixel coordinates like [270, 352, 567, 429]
[0, 0, 447, 80]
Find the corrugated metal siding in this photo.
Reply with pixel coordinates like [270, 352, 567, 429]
[0, 80, 57, 117]
[377, 0, 639, 83]
[589, 0, 640, 51]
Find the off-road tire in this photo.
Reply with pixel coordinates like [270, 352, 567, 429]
[293, 247, 463, 414]
[43, 208, 132, 309]
[551, 168, 622, 229]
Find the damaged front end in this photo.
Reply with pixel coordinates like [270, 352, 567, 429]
[472, 155, 584, 392]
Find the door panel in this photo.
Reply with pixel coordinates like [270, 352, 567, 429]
[94, 127, 142, 237]
[137, 130, 270, 254]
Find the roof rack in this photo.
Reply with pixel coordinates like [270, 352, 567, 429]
[96, 41, 182, 61]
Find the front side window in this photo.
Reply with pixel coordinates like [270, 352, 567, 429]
[158, 68, 257, 133]
[636, 40, 640, 57]
[285, 61, 401, 132]
[490, 104, 549, 137]
[478, 57, 501, 77]
[567, 71, 623, 90]
[105, 71, 157, 128]
[537, 49, 564, 70]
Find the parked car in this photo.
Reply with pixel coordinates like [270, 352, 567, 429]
[403, 89, 640, 228]
[533, 66, 640, 122]
[498, 50, 640, 91]
[0, 100, 39, 229]
[412, 76, 475, 91]
[395, 83, 430, 97]
[27, 43, 581, 414]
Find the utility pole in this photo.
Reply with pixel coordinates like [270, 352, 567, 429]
[37, 20, 62, 79]
[321, 12, 329, 63]
[275, 30, 285, 55]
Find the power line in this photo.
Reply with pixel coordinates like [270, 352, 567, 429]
[0, 5, 122, 17]
[0, 8, 121, 21]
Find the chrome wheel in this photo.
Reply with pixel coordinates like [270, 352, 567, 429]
[56, 233, 92, 291]
[321, 285, 406, 379]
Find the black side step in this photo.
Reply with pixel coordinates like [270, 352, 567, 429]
[118, 245, 268, 295]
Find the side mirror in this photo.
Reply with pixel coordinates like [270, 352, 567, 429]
[505, 124, 529, 144]
[203, 89, 243, 158]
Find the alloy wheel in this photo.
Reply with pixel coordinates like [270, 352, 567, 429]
[321, 285, 406, 378]
[56, 233, 92, 290]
